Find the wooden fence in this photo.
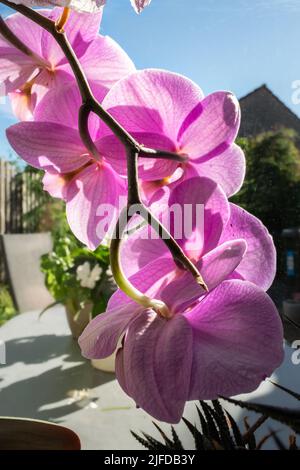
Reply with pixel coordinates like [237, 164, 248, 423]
[0, 160, 42, 282]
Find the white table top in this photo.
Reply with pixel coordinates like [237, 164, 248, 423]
[0, 306, 299, 450]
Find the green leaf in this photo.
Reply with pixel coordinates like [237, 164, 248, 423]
[221, 396, 300, 434]
[269, 381, 300, 401]
[38, 300, 62, 318]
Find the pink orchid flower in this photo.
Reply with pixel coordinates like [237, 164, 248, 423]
[0, 7, 135, 119]
[10, 0, 151, 14]
[121, 177, 276, 293]
[80, 281, 283, 423]
[97, 69, 246, 199]
[79, 178, 283, 423]
[8, 1, 105, 13]
[6, 83, 126, 249]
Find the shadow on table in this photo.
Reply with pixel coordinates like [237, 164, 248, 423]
[0, 334, 115, 421]
[4, 334, 83, 365]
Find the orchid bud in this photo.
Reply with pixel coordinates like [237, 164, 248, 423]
[130, 0, 152, 14]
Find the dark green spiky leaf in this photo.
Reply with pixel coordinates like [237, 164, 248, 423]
[222, 397, 300, 434]
[270, 381, 300, 401]
[182, 417, 204, 451]
[170, 426, 184, 450]
[196, 405, 208, 436]
[211, 400, 235, 449]
[225, 410, 245, 448]
[130, 431, 152, 450]
[200, 401, 221, 444]
[141, 432, 169, 450]
[151, 422, 176, 449]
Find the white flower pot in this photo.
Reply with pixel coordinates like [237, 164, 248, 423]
[91, 351, 116, 373]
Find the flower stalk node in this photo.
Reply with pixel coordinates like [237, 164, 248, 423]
[55, 7, 70, 32]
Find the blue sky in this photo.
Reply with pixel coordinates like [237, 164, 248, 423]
[0, 0, 300, 158]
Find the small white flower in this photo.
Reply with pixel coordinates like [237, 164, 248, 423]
[106, 267, 113, 277]
[76, 262, 102, 289]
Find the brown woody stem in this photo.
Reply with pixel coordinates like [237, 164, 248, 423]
[0, 0, 208, 296]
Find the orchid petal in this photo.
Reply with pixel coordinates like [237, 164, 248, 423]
[66, 162, 126, 249]
[78, 35, 135, 89]
[10, 1, 105, 14]
[96, 132, 177, 180]
[160, 239, 247, 313]
[3, 11, 46, 56]
[34, 81, 105, 139]
[168, 177, 230, 259]
[42, 171, 68, 199]
[221, 204, 277, 291]
[116, 309, 193, 423]
[101, 69, 204, 141]
[179, 92, 240, 161]
[6, 121, 89, 173]
[190, 144, 246, 197]
[79, 302, 140, 359]
[41, 8, 103, 66]
[108, 256, 176, 310]
[184, 280, 284, 400]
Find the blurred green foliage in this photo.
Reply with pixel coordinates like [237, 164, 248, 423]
[40, 232, 115, 318]
[232, 129, 300, 232]
[0, 285, 17, 326]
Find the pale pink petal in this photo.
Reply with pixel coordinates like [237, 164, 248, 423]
[116, 309, 193, 423]
[79, 302, 140, 359]
[6, 122, 89, 173]
[184, 280, 284, 400]
[120, 176, 230, 277]
[4, 11, 46, 56]
[10, 1, 104, 15]
[96, 132, 178, 180]
[101, 69, 204, 140]
[160, 239, 247, 313]
[78, 35, 135, 89]
[108, 257, 176, 311]
[9, 89, 35, 121]
[120, 225, 168, 278]
[190, 144, 246, 197]
[220, 204, 277, 291]
[66, 162, 126, 249]
[34, 81, 104, 139]
[179, 92, 240, 160]
[8, 68, 71, 120]
[0, 51, 35, 94]
[42, 171, 68, 199]
[168, 176, 230, 259]
[41, 8, 103, 66]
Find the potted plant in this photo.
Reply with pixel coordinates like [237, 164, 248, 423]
[40, 234, 117, 370]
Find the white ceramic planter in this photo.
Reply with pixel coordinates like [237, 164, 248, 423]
[91, 351, 116, 373]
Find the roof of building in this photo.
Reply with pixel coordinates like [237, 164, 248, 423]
[239, 84, 300, 138]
